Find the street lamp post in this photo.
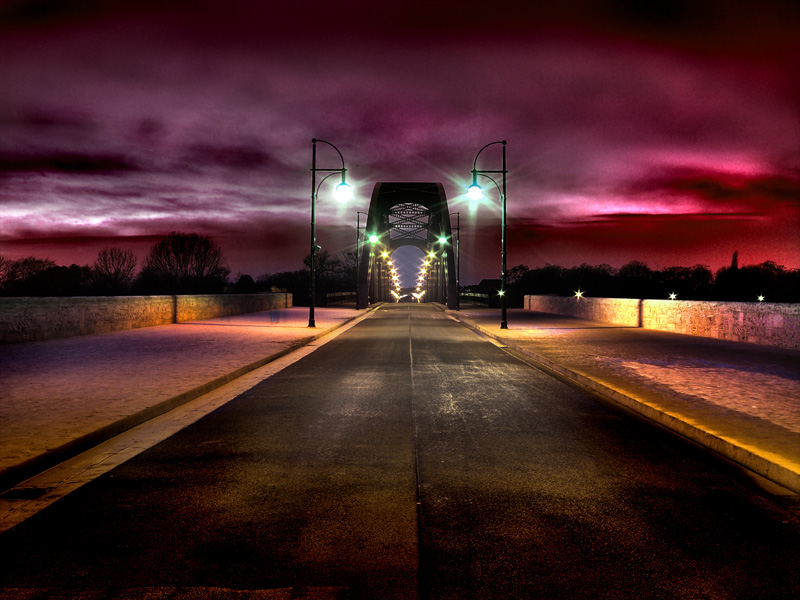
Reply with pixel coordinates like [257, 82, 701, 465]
[309, 138, 350, 327]
[468, 140, 507, 329]
[355, 211, 367, 310]
[437, 234, 449, 305]
[450, 212, 460, 310]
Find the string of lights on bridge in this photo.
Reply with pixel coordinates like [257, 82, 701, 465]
[364, 239, 451, 304]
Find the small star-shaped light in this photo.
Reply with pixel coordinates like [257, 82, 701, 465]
[669, 292, 677, 300]
[758, 295, 765, 302]
[574, 290, 584, 300]
[498, 289, 506, 297]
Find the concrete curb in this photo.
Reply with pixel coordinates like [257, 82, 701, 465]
[454, 316, 800, 495]
[0, 310, 374, 492]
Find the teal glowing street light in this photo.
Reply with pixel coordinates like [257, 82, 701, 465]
[468, 140, 508, 329]
[309, 138, 350, 327]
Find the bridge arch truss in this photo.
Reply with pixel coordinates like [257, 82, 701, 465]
[357, 182, 458, 309]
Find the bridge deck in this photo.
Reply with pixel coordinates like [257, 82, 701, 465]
[1, 305, 798, 498]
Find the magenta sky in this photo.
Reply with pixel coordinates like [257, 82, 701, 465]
[0, 0, 798, 286]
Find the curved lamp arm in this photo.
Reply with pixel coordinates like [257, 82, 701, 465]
[315, 172, 340, 197]
[472, 139, 506, 171]
[471, 139, 507, 185]
[478, 173, 502, 197]
[313, 138, 348, 185]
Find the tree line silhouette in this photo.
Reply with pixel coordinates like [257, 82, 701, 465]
[504, 257, 800, 304]
[0, 232, 356, 302]
[0, 233, 229, 296]
[1, 234, 797, 303]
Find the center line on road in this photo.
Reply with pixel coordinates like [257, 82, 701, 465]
[408, 313, 424, 597]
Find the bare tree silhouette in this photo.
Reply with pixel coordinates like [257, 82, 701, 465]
[93, 247, 137, 294]
[136, 232, 230, 294]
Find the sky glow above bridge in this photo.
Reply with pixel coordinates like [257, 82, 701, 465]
[0, 0, 798, 284]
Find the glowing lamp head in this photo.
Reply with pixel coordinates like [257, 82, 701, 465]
[368, 234, 379, 244]
[467, 184, 483, 201]
[334, 181, 352, 201]
[438, 236, 447, 245]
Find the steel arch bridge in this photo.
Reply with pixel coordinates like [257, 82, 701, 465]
[356, 182, 458, 309]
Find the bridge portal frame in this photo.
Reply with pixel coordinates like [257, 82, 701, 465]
[356, 182, 458, 309]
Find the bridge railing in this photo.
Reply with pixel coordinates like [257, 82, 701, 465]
[0, 292, 293, 345]
[460, 292, 493, 307]
[525, 294, 800, 350]
[324, 291, 357, 307]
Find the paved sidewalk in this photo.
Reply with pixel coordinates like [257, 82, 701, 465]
[452, 307, 800, 494]
[0, 307, 365, 490]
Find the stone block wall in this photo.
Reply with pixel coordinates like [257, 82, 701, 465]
[0, 293, 292, 345]
[175, 293, 291, 322]
[524, 295, 642, 326]
[641, 299, 800, 349]
[525, 295, 800, 350]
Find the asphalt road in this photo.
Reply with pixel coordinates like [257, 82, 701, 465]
[1, 304, 799, 599]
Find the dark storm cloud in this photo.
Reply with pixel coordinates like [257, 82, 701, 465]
[180, 143, 284, 172]
[622, 170, 800, 210]
[0, 0, 102, 26]
[18, 106, 96, 130]
[675, 174, 800, 205]
[0, 152, 137, 175]
[585, 212, 767, 223]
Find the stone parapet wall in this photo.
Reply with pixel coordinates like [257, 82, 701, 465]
[0, 293, 292, 345]
[525, 295, 800, 350]
[524, 295, 642, 326]
[641, 299, 800, 349]
[175, 293, 291, 322]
